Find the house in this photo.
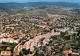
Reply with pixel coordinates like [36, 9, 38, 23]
[1, 51, 11, 56]
[0, 38, 19, 43]
[63, 49, 79, 56]
[7, 47, 11, 50]
[25, 42, 31, 50]
[6, 27, 14, 30]
[27, 54, 34, 56]
[63, 49, 72, 53]
[30, 46, 34, 51]
[16, 52, 19, 55]
[14, 39, 19, 43]
[37, 25, 49, 28]
[56, 27, 69, 32]
[45, 27, 50, 31]
[72, 52, 79, 55]
[1, 38, 9, 42]
[37, 42, 41, 47]
[10, 33, 14, 37]
[0, 35, 3, 38]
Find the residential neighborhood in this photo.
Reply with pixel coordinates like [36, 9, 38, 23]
[0, 1, 80, 56]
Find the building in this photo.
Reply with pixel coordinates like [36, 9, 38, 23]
[1, 51, 11, 56]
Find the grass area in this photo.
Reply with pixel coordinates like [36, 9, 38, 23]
[0, 42, 17, 48]
[0, 43, 9, 46]
[0, 43, 18, 51]
[29, 29, 38, 34]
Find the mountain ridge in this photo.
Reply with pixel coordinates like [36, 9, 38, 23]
[0, 2, 80, 9]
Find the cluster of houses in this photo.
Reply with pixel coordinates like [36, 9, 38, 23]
[0, 33, 20, 43]
[0, 23, 23, 44]
[13, 29, 60, 55]
[0, 20, 79, 56]
[0, 11, 79, 56]
[0, 21, 74, 56]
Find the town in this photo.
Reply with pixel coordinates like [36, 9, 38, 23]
[0, 2, 80, 56]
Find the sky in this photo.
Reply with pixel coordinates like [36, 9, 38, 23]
[0, 0, 80, 3]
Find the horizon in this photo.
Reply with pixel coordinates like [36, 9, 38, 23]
[0, 1, 79, 3]
[0, 0, 80, 3]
